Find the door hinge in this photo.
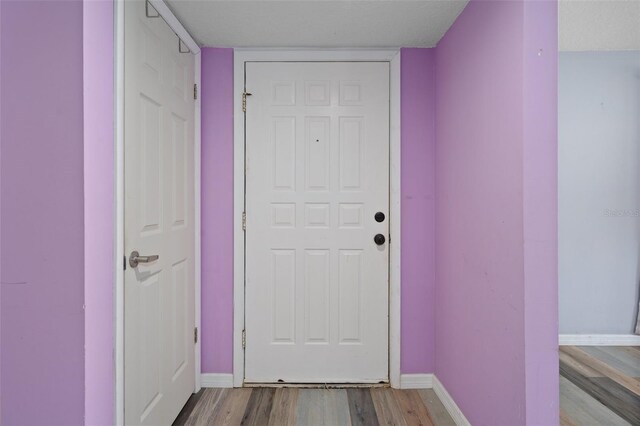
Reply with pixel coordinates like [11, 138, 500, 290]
[242, 92, 252, 113]
[242, 211, 246, 231]
[193, 84, 198, 100]
[242, 329, 246, 349]
[194, 327, 198, 344]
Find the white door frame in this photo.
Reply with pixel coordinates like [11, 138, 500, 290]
[233, 49, 401, 388]
[115, 1, 201, 423]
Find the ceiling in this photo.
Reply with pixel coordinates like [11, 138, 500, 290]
[165, 0, 640, 51]
[164, 0, 469, 48]
[560, 0, 640, 51]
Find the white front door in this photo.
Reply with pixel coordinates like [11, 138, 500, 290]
[245, 62, 390, 383]
[124, 1, 195, 424]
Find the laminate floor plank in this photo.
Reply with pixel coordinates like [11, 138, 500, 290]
[560, 350, 603, 378]
[563, 346, 640, 396]
[324, 389, 351, 426]
[371, 388, 408, 426]
[209, 388, 253, 426]
[597, 347, 640, 377]
[617, 347, 640, 364]
[560, 408, 578, 426]
[187, 389, 229, 426]
[179, 386, 454, 425]
[561, 357, 640, 424]
[417, 389, 455, 426]
[559, 376, 630, 426]
[242, 387, 276, 425]
[392, 389, 434, 426]
[268, 388, 299, 426]
[173, 390, 203, 426]
[295, 389, 351, 426]
[581, 346, 640, 378]
[347, 388, 379, 426]
[296, 389, 326, 426]
[590, 377, 640, 425]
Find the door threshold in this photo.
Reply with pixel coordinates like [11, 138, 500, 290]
[242, 382, 390, 389]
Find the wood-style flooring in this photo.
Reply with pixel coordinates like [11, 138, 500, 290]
[174, 346, 639, 425]
[174, 387, 455, 426]
[560, 346, 640, 426]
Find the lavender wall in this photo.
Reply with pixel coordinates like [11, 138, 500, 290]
[0, 4, 556, 422]
[201, 48, 235, 373]
[435, 2, 527, 423]
[0, 1, 85, 424]
[201, 49, 438, 374]
[400, 48, 436, 373]
[83, 0, 115, 424]
[434, 0, 558, 424]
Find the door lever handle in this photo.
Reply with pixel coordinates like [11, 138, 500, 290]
[129, 251, 159, 268]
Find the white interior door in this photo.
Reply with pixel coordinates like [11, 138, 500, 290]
[124, 1, 195, 424]
[245, 62, 390, 383]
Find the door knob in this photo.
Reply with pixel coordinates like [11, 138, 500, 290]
[374, 234, 386, 246]
[375, 212, 385, 223]
[129, 251, 159, 268]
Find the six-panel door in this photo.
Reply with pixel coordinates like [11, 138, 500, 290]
[124, 1, 195, 424]
[245, 62, 390, 383]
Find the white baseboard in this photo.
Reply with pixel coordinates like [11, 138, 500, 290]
[200, 373, 234, 388]
[433, 376, 471, 426]
[398, 374, 469, 425]
[559, 334, 640, 346]
[399, 373, 434, 389]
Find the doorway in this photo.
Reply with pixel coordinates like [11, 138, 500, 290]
[121, 1, 198, 424]
[243, 61, 391, 383]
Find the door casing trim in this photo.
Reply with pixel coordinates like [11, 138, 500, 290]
[233, 49, 401, 388]
[115, 1, 202, 423]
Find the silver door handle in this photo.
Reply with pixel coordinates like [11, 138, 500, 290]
[129, 251, 159, 268]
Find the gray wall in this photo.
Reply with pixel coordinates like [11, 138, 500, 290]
[559, 51, 640, 334]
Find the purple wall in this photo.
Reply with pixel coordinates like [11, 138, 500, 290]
[435, 2, 526, 422]
[200, 49, 438, 374]
[201, 48, 235, 373]
[0, 3, 557, 422]
[83, 0, 114, 424]
[1, 1, 85, 424]
[434, 0, 558, 424]
[400, 48, 436, 373]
